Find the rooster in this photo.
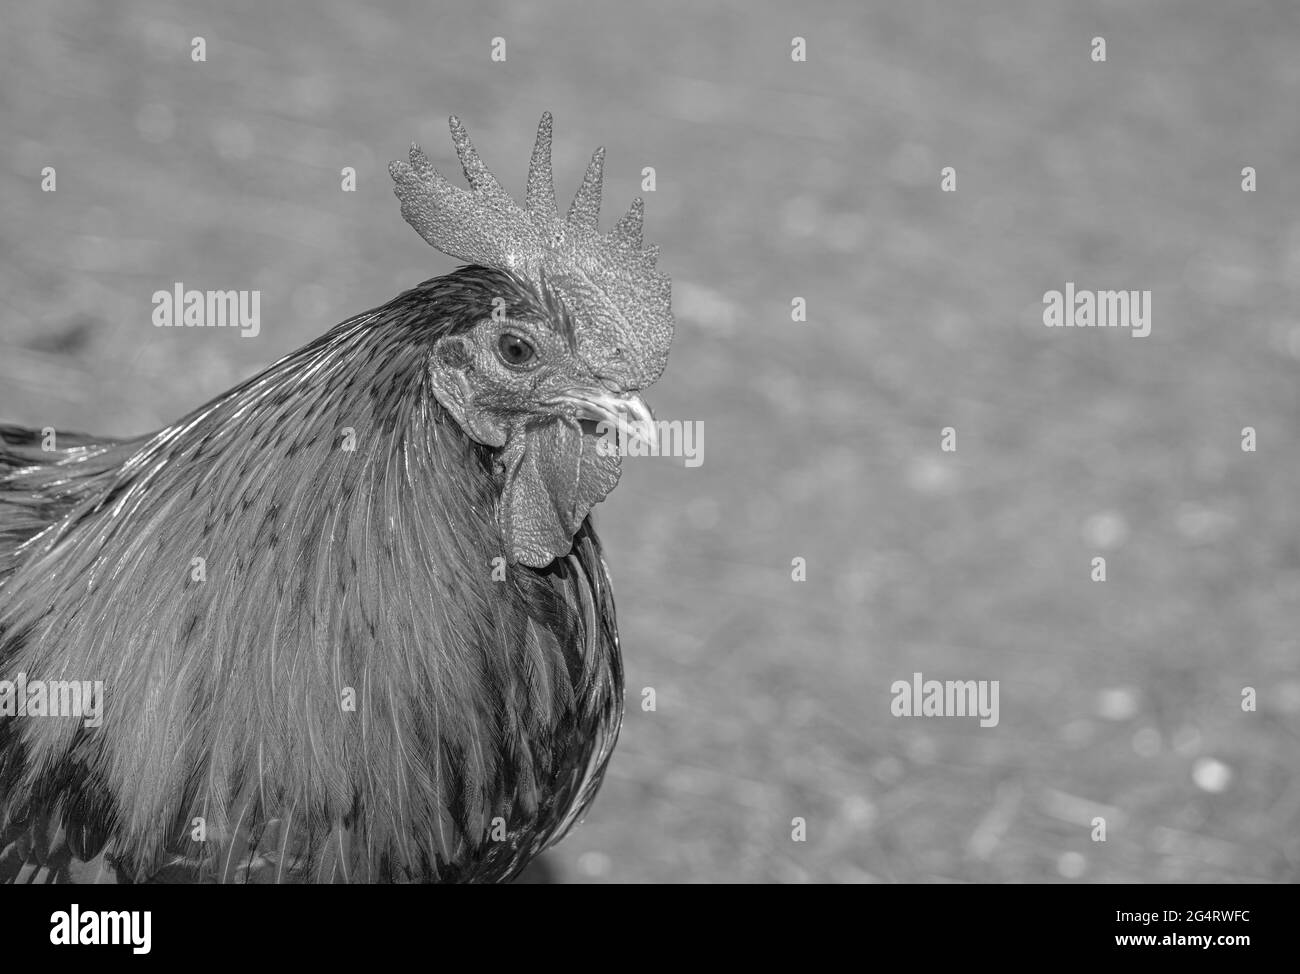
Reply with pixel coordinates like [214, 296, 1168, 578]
[0, 112, 673, 883]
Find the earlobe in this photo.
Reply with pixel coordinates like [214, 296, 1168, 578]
[427, 338, 509, 448]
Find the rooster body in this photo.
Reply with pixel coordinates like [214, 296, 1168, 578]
[0, 268, 620, 882]
[0, 114, 672, 883]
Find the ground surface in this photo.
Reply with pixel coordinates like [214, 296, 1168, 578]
[2, 1, 1298, 882]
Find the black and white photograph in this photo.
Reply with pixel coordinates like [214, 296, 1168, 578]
[0, 0, 1294, 952]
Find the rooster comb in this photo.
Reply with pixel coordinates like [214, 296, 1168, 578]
[389, 112, 673, 388]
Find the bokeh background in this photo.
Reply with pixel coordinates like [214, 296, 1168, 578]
[3, 0, 1299, 882]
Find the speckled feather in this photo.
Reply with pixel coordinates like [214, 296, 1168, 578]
[0, 267, 624, 883]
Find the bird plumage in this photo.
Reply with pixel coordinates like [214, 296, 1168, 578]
[0, 267, 625, 882]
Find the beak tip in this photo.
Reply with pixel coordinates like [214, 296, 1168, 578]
[559, 388, 657, 453]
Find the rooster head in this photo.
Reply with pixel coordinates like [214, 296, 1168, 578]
[389, 113, 673, 567]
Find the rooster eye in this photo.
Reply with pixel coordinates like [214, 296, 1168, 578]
[496, 333, 537, 368]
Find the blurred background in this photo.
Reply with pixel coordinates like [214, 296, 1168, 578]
[2, 0, 1299, 882]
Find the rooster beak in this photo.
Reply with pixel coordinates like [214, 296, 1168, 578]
[549, 388, 658, 451]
